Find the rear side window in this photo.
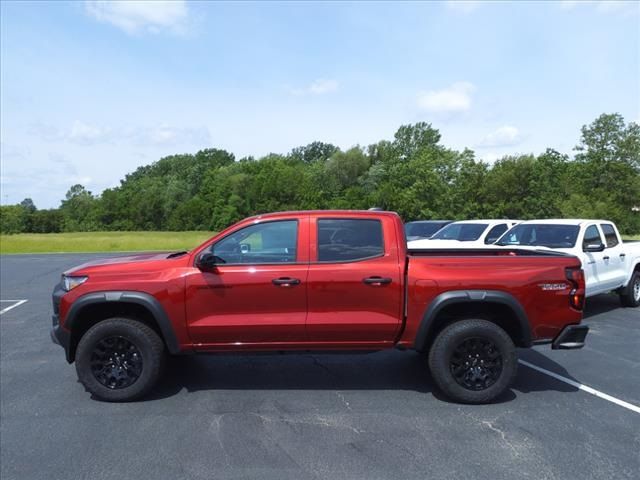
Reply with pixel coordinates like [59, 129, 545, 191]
[496, 224, 579, 248]
[318, 219, 384, 262]
[582, 225, 603, 250]
[600, 224, 619, 248]
[405, 222, 447, 238]
[485, 224, 508, 244]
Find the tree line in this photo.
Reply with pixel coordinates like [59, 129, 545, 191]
[2, 113, 639, 235]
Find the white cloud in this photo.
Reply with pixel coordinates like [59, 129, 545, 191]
[417, 81, 476, 114]
[30, 121, 210, 147]
[446, 1, 481, 14]
[290, 79, 339, 96]
[559, 0, 581, 10]
[1, 153, 94, 206]
[596, 0, 639, 14]
[69, 121, 112, 145]
[479, 125, 523, 147]
[128, 124, 211, 146]
[559, 0, 639, 14]
[84, 0, 189, 35]
[480, 152, 501, 164]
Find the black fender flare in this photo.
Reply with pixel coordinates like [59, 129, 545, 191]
[65, 291, 180, 354]
[413, 290, 532, 351]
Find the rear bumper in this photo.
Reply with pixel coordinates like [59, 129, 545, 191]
[551, 324, 589, 350]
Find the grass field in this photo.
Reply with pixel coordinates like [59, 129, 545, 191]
[0, 231, 215, 254]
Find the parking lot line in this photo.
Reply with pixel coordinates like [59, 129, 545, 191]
[519, 359, 640, 414]
[0, 300, 28, 315]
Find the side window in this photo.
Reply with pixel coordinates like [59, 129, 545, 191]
[582, 225, 603, 250]
[318, 219, 384, 262]
[485, 224, 508, 244]
[212, 220, 297, 265]
[600, 224, 619, 248]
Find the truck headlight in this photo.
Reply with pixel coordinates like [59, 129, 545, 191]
[62, 275, 88, 291]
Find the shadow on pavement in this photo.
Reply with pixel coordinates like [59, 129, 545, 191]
[583, 293, 624, 320]
[513, 349, 579, 394]
[144, 347, 582, 402]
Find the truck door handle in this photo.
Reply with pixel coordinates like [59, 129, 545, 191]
[363, 276, 392, 286]
[272, 277, 300, 287]
[587, 261, 595, 265]
[603, 256, 610, 261]
[620, 253, 626, 258]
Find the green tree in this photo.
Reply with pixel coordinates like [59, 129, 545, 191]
[0, 205, 28, 234]
[572, 113, 640, 233]
[289, 141, 339, 164]
[19, 198, 36, 213]
[60, 184, 99, 231]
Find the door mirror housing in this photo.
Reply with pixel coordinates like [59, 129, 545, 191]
[196, 252, 225, 271]
[584, 243, 605, 253]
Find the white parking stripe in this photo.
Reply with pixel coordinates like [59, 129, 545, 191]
[0, 300, 28, 315]
[519, 359, 640, 414]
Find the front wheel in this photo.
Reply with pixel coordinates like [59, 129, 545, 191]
[620, 270, 640, 308]
[428, 319, 517, 404]
[75, 318, 166, 402]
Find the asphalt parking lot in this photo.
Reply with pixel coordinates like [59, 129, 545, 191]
[1, 253, 639, 480]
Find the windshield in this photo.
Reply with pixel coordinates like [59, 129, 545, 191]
[405, 222, 448, 238]
[496, 224, 580, 248]
[431, 223, 488, 241]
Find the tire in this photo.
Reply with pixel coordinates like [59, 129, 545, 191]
[75, 318, 165, 402]
[428, 319, 517, 404]
[620, 270, 640, 308]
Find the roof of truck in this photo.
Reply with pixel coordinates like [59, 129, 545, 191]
[514, 219, 613, 226]
[250, 210, 401, 221]
[447, 219, 520, 224]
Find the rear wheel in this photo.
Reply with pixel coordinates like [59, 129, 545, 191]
[620, 270, 640, 308]
[428, 319, 517, 404]
[75, 318, 165, 402]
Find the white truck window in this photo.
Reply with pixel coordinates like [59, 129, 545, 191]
[600, 224, 619, 248]
[582, 225, 603, 250]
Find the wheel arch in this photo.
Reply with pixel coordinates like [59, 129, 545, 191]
[64, 291, 180, 362]
[413, 290, 532, 352]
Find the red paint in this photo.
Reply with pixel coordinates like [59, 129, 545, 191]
[58, 210, 585, 352]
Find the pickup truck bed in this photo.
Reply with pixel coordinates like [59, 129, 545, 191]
[51, 210, 588, 404]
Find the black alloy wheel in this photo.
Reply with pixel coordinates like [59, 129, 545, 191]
[449, 337, 503, 391]
[90, 336, 143, 389]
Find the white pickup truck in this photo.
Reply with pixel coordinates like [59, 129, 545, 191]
[495, 219, 640, 307]
[407, 219, 520, 249]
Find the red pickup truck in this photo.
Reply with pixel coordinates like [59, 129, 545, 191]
[51, 210, 588, 403]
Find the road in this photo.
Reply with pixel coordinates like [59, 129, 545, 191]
[1, 253, 639, 480]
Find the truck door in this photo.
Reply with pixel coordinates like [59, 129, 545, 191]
[305, 215, 403, 346]
[185, 217, 310, 347]
[599, 223, 627, 290]
[582, 224, 606, 296]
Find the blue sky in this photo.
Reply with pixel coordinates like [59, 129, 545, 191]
[1, 0, 638, 209]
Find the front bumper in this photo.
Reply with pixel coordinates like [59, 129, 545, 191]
[51, 281, 72, 363]
[50, 323, 72, 363]
[551, 324, 589, 350]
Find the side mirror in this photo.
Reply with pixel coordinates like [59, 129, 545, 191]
[240, 243, 251, 254]
[196, 252, 224, 271]
[584, 243, 605, 253]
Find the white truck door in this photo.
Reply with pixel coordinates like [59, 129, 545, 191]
[582, 224, 607, 296]
[599, 223, 627, 289]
